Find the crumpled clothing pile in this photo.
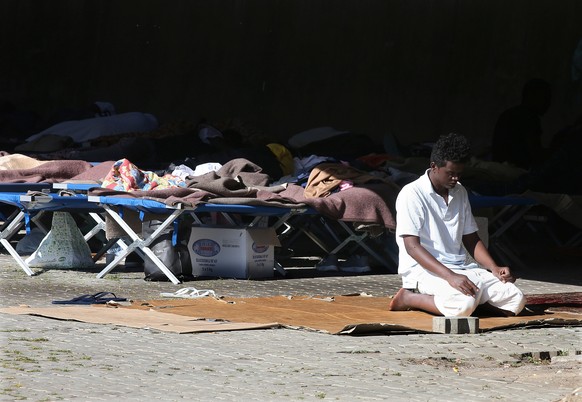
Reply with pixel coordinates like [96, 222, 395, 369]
[102, 158, 186, 191]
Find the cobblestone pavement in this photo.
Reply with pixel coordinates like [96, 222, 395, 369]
[1, 251, 581, 401]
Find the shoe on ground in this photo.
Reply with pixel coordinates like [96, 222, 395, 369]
[316, 254, 339, 271]
[339, 255, 371, 273]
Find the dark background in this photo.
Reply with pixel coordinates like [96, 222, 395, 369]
[2, 0, 581, 154]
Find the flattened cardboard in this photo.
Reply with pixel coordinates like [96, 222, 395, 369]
[0, 306, 279, 334]
[2, 293, 580, 336]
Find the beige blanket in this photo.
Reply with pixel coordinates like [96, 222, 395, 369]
[0, 153, 49, 170]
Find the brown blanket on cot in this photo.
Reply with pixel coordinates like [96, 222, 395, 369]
[89, 181, 398, 228]
[0, 159, 95, 183]
[0, 156, 397, 227]
[86, 158, 397, 227]
[87, 158, 307, 210]
[279, 182, 398, 229]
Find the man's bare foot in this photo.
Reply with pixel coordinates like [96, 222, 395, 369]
[389, 288, 412, 311]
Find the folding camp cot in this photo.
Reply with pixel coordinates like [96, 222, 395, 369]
[318, 218, 397, 269]
[0, 191, 108, 276]
[1, 185, 396, 281]
[468, 193, 540, 267]
[283, 194, 541, 272]
[469, 194, 539, 237]
[87, 194, 312, 284]
[276, 213, 398, 271]
[0, 183, 53, 229]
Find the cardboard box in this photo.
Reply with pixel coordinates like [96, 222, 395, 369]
[188, 227, 280, 279]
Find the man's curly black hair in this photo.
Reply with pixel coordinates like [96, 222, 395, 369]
[430, 132, 471, 167]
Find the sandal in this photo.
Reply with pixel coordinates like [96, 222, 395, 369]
[52, 292, 127, 305]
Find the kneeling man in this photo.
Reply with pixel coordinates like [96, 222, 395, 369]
[389, 133, 525, 317]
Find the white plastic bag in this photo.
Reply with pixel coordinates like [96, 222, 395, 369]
[25, 212, 94, 269]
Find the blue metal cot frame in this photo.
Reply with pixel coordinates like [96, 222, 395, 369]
[1, 181, 401, 281]
[468, 194, 539, 237]
[277, 212, 399, 271]
[0, 187, 312, 283]
[468, 194, 540, 267]
[0, 191, 107, 276]
[87, 195, 312, 284]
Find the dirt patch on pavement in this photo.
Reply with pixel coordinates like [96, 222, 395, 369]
[401, 355, 581, 401]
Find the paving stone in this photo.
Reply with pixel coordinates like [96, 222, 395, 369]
[433, 317, 479, 334]
[0, 253, 581, 401]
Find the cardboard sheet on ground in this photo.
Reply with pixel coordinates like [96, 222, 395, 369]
[127, 294, 582, 334]
[1, 293, 580, 335]
[0, 305, 279, 334]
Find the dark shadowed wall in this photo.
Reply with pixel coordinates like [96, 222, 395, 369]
[2, 0, 581, 152]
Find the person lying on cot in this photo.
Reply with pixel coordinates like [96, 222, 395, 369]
[389, 132, 526, 317]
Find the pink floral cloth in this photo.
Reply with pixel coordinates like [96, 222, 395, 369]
[102, 159, 185, 191]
